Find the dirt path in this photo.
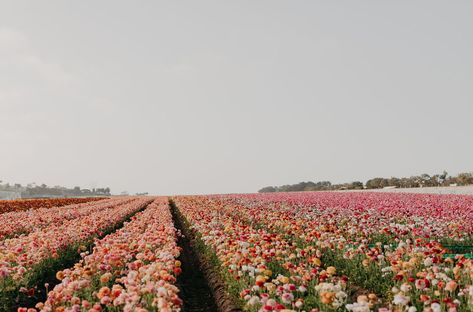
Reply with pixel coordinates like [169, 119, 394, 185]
[171, 202, 219, 312]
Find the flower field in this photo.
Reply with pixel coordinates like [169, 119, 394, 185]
[0, 198, 126, 240]
[173, 192, 473, 312]
[36, 198, 182, 312]
[0, 198, 106, 214]
[0, 192, 472, 311]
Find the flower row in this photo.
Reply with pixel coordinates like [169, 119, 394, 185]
[26, 198, 182, 312]
[0, 198, 106, 214]
[0, 197, 152, 284]
[174, 193, 473, 312]
[174, 196, 347, 312]
[0, 198, 127, 241]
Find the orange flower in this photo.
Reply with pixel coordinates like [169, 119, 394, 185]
[445, 280, 457, 292]
[55, 271, 65, 281]
[97, 286, 111, 299]
[100, 272, 112, 284]
[320, 291, 335, 304]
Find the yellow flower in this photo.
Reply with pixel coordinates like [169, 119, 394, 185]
[265, 282, 276, 292]
[278, 275, 289, 284]
[326, 266, 336, 275]
[368, 293, 377, 301]
[320, 291, 335, 304]
[312, 258, 322, 266]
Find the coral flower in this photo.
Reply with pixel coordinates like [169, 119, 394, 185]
[445, 281, 458, 292]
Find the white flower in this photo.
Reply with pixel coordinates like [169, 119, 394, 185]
[346, 302, 371, 312]
[336, 291, 347, 300]
[393, 294, 410, 306]
[240, 241, 250, 248]
[400, 283, 412, 293]
[248, 296, 260, 306]
[266, 299, 277, 307]
[431, 303, 441, 312]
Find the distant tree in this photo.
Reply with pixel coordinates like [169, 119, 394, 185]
[430, 175, 441, 187]
[456, 172, 473, 186]
[72, 186, 81, 196]
[366, 178, 389, 189]
[258, 186, 277, 193]
[388, 177, 401, 188]
[349, 181, 364, 189]
[420, 174, 431, 187]
[439, 171, 448, 183]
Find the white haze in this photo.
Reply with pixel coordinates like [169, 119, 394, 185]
[0, 1, 472, 195]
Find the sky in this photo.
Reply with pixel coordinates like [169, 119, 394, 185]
[0, 1, 472, 195]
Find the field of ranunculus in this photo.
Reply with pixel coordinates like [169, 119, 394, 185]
[172, 192, 473, 312]
[0, 193, 472, 312]
[0, 198, 106, 214]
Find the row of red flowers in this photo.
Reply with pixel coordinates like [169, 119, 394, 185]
[0, 198, 106, 214]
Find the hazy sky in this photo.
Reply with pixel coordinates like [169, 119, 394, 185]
[0, 1, 472, 195]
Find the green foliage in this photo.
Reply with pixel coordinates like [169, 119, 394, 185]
[321, 248, 393, 300]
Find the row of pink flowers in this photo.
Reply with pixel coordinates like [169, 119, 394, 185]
[24, 197, 182, 312]
[0, 198, 127, 241]
[0, 197, 153, 283]
[230, 192, 473, 241]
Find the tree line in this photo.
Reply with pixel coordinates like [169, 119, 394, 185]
[258, 171, 473, 193]
[0, 180, 111, 198]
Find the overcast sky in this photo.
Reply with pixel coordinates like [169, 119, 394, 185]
[0, 1, 472, 195]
